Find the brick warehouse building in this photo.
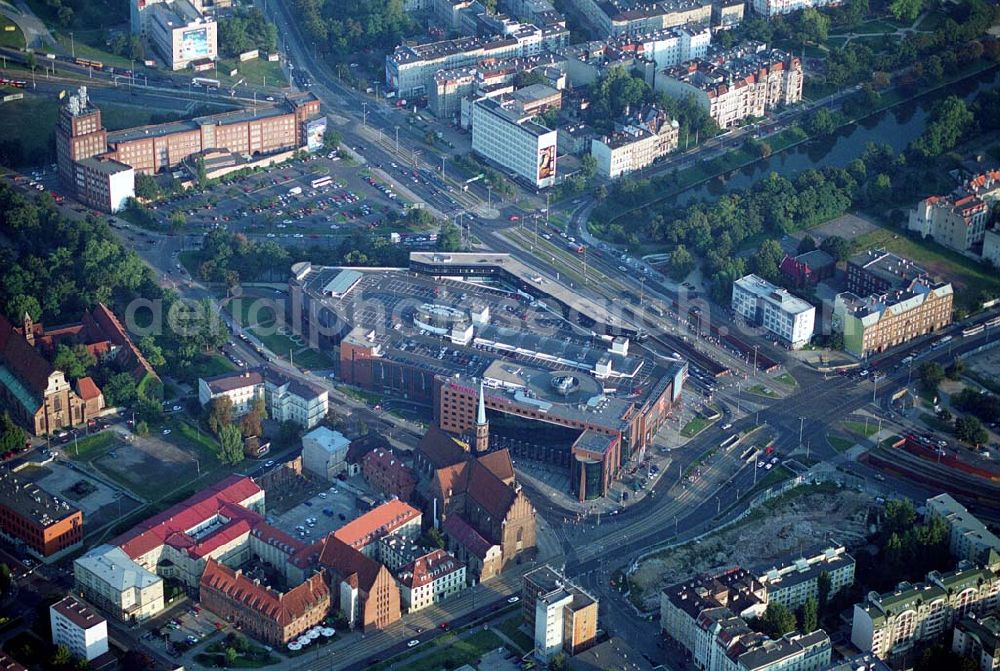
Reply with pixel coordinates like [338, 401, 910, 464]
[199, 559, 330, 646]
[57, 85, 322, 212]
[0, 467, 83, 561]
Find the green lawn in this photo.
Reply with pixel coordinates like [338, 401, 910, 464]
[289, 347, 332, 370]
[842, 420, 879, 437]
[680, 417, 711, 438]
[24, 0, 126, 32]
[228, 298, 278, 329]
[0, 23, 25, 49]
[0, 94, 58, 163]
[748, 384, 778, 398]
[216, 57, 286, 89]
[495, 616, 533, 655]
[384, 630, 507, 671]
[850, 227, 1000, 311]
[54, 33, 133, 70]
[827, 434, 856, 452]
[187, 353, 237, 381]
[64, 431, 116, 461]
[250, 325, 301, 358]
[773, 373, 797, 387]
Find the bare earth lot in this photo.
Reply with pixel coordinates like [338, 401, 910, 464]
[966, 346, 1000, 385]
[629, 487, 872, 610]
[91, 427, 204, 500]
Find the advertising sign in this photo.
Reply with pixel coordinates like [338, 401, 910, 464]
[239, 49, 259, 62]
[537, 143, 555, 181]
[305, 117, 327, 153]
[180, 27, 210, 61]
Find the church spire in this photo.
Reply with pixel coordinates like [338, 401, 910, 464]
[475, 380, 489, 453]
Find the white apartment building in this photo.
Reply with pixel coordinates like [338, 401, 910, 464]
[386, 22, 568, 98]
[851, 566, 1000, 659]
[751, 0, 840, 18]
[908, 194, 991, 253]
[657, 48, 803, 129]
[73, 544, 165, 622]
[926, 494, 1000, 566]
[755, 544, 856, 611]
[398, 549, 467, 612]
[50, 596, 109, 662]
[198, 371, 264, 415]
[984, 227, 1000, 269]
[591, 105, 679, 177]
[263, 369, 329, 429]
[732, 274, 815, 349]
[953, 615, 1000, 671]
[148, 0, 217, 70]
[75, 157, 134, 214]
[301, 426, 351, 481]
[603, 24, 711, 69]
[472, 97, 558, 188]
[568, 0, 712, 37]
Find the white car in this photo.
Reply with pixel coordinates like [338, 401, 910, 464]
[162, 429, 172, 435]
[265, 460, 275, 468]
[407, 640, 420, 648]
[318, 492, 327, 499]
[507, 596, 520, 604]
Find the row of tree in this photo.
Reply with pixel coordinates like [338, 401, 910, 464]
[291, 0, 414, 62]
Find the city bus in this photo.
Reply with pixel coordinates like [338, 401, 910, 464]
[720, 434, 741, 451]
[192, 77, 221, 88]
[740, 446, 759, 464]
[310, 176, 333, 189]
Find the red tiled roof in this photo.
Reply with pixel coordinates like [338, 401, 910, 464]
[318, 535, 382, 592]
[188, 518, 254, 559]
[397, 549, 464, 589]
[252, 522, 308, 556]
[113, 475, 262, 559]
[442, 515, 497, 559]
[76, 377, 102, 401]
[333, 499, 421, 551]
[86, 303, 159, 382]
[200, 559, 329, 628]
[477, 449, 514, 483]
[434, 462, 469, 497]
[346, 433, 391, 465]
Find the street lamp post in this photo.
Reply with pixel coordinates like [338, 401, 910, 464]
[70, 32, 75, 59]
[799, 416, 805, 449]
[752, 345, 759, 377]
[395, 126, 400, 153]
[362, 102, 368, 127]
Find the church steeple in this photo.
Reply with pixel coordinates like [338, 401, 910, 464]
[475, 380, 489, 454]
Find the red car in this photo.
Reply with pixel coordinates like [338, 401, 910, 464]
[508, 215, 520, 222]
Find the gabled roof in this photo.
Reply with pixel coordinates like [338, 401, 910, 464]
[317, 535, 382, 592]
[200, 559, 329, 627]
[76, 377, 102, 401]
[85, 303, 159, 382]
[477, 449, 514, 483]
[346, 433, 391, 465]
[397, 549, 464, 589]
[333, 499, 421, 551]
[434, 462, 469, 497]
[466, 460, 517, 524]
[113, 475, 262, 559]
[417, 425, 468, 469]
[442, 514, 497, 559]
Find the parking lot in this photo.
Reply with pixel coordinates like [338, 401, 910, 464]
[272, 479, 365, 544]
[144, 154, 430, 246]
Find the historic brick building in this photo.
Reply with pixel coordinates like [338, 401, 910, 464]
[199, 559, 330, 646]
[318, 536, 401, 631]
[361, 447, 417, 502]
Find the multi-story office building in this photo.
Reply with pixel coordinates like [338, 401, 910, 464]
[568, 0, 712, 36]
[471, 96, 558, 188]
[755, 543, 855, 611]
[591, 104, 679, 177]
[851, 565, 1000, 659]
[731, 274, 815, 349]
[657, 47, 802, 129]
[832, 279, 953, 358]
[846, 250, 929, 297]
[952, 615, 1000, 671]
[0, 468, 83, 561]
[147, 0, 217, 70]
[301, 426, 351, 481]
[56, 86, 322, 211]
[262, 369, 328, 429]
[198, 371, 265, 415]
[73, 545, 165, 622]
[926, 494, 1000, 566]
[49, 596, 109, 662]
[751, 0, 840, 17]
[522, 565, 599, 661]
[199, 559, 330, 646]
[397, 548, 467, 612]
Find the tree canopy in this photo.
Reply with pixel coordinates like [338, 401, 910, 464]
[218, 8, 278, 58]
